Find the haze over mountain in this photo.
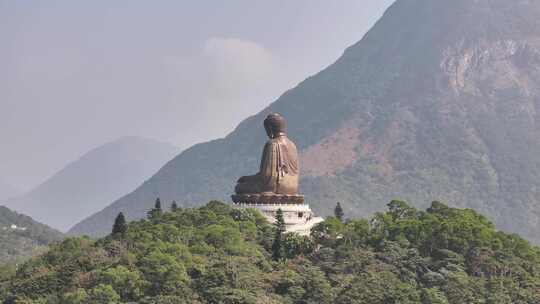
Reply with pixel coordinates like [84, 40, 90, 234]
[71, 0, 540, 243]
[0, 180, 20, 202]
[0, 1, 393, 191]
[6, 137, 179, 232]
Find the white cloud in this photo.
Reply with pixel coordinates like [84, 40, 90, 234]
[161, 37, 290, 143]
[0, 1, 393, 189]
[202, 37, 278, 100]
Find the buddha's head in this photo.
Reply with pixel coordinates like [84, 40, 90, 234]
[264, 113, 286, 138]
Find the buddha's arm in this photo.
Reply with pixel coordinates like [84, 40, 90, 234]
[259, 141, 279, 178]
[237, 174, 257, 183]
[237, 141, 275, 183]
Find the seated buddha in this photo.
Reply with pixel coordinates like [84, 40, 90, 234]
[235, 113, 299, 196]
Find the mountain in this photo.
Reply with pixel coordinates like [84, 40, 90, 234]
[6, 137, 180, 232]
[0, 206, 62, 264]
[0, 180, 20, 202]
[2, 202, 540, 302]
[71, 0, 540, 242]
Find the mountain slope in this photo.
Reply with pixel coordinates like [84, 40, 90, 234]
[72, 0, 540, 242]
[6, 137, 180, 232]
[0, 206, 62, 263]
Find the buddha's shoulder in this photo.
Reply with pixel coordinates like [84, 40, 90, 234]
[281, 136, 297, 148]
[266, 138, 280, 146]
[267, 137, 297, 147]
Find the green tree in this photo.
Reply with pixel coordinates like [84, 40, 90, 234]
[336, 271, 419, 304]
[300, 265, 333, 304]
[171, 201, 178, 212]
[147, 198, 163, 219]
[100, 265, 145, 301]
[334, 202, 344, 222]
[139, 295, 199, 304]
[279, 263, 332, 304]
[88, 284, 120, 303]
[421, 288, 449, 304]
[341, 219, 370, 247]
[311, 217, 344, 247]
[140, 249, 188, 295]
[155, 198, 162, 212]
[112, 212, 127, 236]
[61, 289, 88, 304]
[387, 200, 416, 220]
[283, 234, 314, 259]
[272, 209, 286, 261]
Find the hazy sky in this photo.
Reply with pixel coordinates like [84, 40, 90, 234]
[0, 0, 394, 190]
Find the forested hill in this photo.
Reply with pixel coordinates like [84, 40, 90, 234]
[73, 0, 540, 243]
[2, 201, 539, 303]
[0, 206, 62, 264]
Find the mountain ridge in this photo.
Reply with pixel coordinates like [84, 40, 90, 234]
[6, 136, 180, 232]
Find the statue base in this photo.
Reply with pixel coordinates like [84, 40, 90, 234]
[231, 194, 323, 236]
[231, 193, 304, 204]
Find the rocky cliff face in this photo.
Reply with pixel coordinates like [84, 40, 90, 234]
[71, 0, 540, 242]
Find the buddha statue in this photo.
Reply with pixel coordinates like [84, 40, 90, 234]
[235, 113, 299, 196]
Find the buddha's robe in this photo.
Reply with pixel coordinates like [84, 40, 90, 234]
[235, 135, 299, 195]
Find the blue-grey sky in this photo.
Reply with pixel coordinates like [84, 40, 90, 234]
[0, 0, 394, 190]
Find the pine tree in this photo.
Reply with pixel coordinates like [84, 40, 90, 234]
[272, 209, 286, 261]
[112, 212, 127, 236]
[147, 197, 163, 219]
[334, 202, 344, 222]
[171, 200, 178, 212]
[154, 198, 162, 212]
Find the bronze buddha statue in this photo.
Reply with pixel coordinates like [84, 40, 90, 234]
[235, 113, 299, 196]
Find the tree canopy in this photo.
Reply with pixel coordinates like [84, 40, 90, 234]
[1, 200, 539, 303]
[111, 212, 127, 236]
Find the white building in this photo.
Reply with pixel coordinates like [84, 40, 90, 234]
[232, 196, 324, 236]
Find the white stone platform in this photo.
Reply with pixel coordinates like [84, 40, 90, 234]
[233, 202, 324, 236]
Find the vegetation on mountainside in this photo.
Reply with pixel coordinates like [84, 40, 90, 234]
[1, 200, 539, 303]
[0, 206, 63, 264]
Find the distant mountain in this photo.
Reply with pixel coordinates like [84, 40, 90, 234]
[72, 0, 540, 243]
[0, 180, 20, 202]
[6, 136, 180, 232]
[0, 206, 62, 264]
